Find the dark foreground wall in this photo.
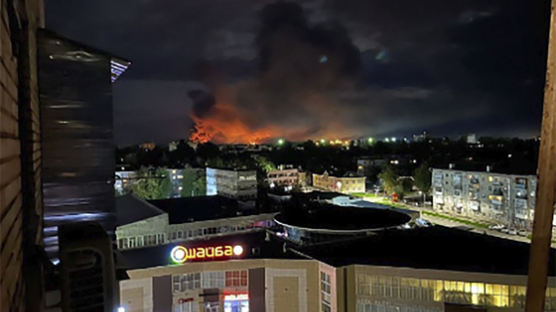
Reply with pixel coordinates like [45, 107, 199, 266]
[38, 29, 116, 253]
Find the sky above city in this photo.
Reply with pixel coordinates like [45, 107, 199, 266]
[46, 0, 550, 145]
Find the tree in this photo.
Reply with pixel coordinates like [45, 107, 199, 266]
[180, 168, 206, 197]
[252, 155, 276, 173]
[131, 167, 172, 200]
[414, 162, 431, 202]
[395, 177, 414, 200]
[378, 165, 398, 194]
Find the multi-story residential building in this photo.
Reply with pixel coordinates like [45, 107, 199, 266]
[357, 157, 387, 176]
[115, 168, 205, 198]
[312, 171, 366, 194]
[206, 167, 257, 201]
[267, 165, 306, 188]
[432, 168, 539, 230]
[115, 170, 138, 194]
[115, 194, 276, 250]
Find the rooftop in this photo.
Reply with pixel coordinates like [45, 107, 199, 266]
[116, 194, 165, 227]
[275, 203, 411, 231]
[297, 226, 555, 276]
[40, 29, 130, 82]
[118, 232, 299, 270]
[119, 226, 556, 277]
[148, 196, 262, 224]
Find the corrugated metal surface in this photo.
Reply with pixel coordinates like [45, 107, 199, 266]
[38, 30, 117, 255]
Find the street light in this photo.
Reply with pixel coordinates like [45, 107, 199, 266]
[368, 137, 374, 144]
[277, 138, 285, 145]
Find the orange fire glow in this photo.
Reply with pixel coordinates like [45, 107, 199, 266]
[190, 102, 278, 144]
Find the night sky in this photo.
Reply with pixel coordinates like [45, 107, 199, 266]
[46, 0, 550, 146]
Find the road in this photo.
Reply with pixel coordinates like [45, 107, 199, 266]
[356, 195, 556, 247]
[419, 213, 539, 245]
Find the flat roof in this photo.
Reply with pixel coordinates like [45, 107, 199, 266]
[39, 29, 131, 82]
[148, 196, 266, 224]
[116, 194, 165, 227]
[275, 204, 411, 231]
[296, 226, 556, 276]
[119, 226, 556, 276]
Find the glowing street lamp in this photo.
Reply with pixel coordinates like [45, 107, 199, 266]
[277, 138, 285, 145]
[367, 137, 374, 144]
[391, 137, 397, 142]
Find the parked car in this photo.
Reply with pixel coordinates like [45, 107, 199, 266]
[507, 228, 518, 235]
[488, 224, 504, 230]
[500, 228, 510, 234]
[416, 218, 433, 227]
[518, 230, 528, 237]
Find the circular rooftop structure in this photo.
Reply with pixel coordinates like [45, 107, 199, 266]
[274, 202, 412, 245]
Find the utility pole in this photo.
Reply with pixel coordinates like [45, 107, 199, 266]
[526, 1, 556, 311]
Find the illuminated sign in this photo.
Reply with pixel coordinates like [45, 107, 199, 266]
[170, 244, 244, 264]
[223, 293, 249, 301]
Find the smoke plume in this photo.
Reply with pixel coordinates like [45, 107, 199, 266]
[189, 2, 362, 144]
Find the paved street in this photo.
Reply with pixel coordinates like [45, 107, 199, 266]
[356, 195, 556, 247]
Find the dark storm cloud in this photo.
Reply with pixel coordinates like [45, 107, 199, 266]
[46, 0, 550, 144]
[320, 0, 550, 137]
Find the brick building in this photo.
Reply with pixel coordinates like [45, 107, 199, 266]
[1, 1, 44, 310]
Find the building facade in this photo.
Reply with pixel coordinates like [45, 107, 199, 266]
[121, 259, 333, 312]
[115, 196, 276, 250]
[431, 169, 539, 230]
[267, 165, 306, 188]
[312, 171, 366, 194]
[115, 168, 205, 198]
[38, 30, 130, 255]
[349, 265, 556, 312]
[206, 168, 257, 201]
[1, 1, 44, 310]
[120, 259, 556, 312]
[115, 170, 138, 194]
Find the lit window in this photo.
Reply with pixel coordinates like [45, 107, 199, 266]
[225, 270, 248, 287]
[321, 272, 332, 311]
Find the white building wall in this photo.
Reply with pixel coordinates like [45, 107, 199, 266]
[432, 168, 539, 230]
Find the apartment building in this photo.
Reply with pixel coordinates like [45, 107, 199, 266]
[206, 167, 257, 201]
[431, 168, 539, 230]
[115, 168, 204, 198]
[267, 165, 307, 188]
[313, 171, 366, 194]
